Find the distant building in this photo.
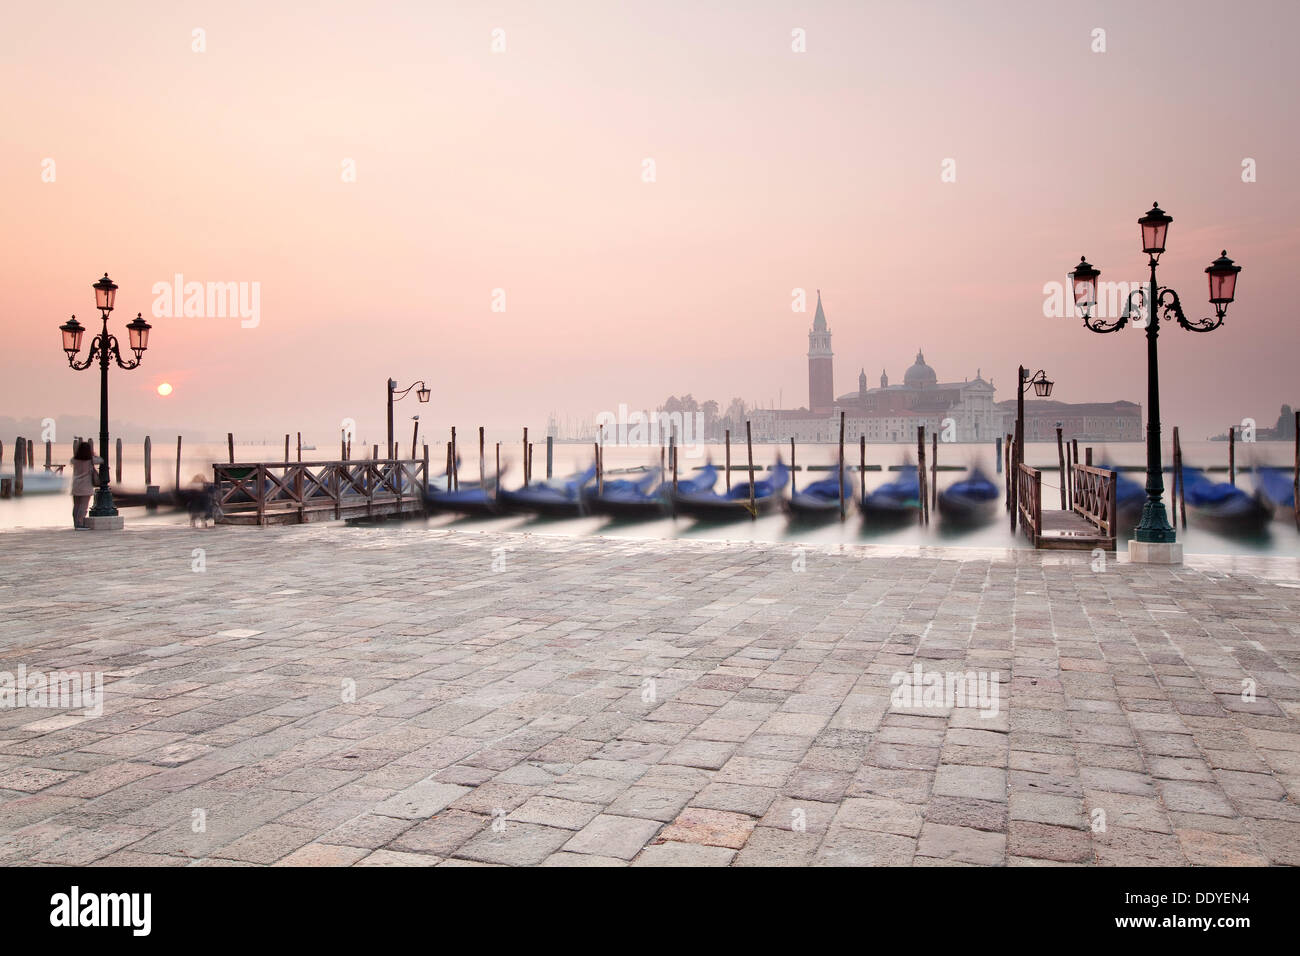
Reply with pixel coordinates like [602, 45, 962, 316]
[750, 293, 1147, 442]
[995, 399, 1142, 442]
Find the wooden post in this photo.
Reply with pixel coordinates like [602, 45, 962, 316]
[1228, 426, 1235, 485]
[745, 420, 756, 519]
[44, 439, 52, 472]
[724, 429, 731, 492]
[995, 435, 1002, 474]
[1173, 427, 1186, 530]
[1086, 447, 1093, 466]
[411, 420, 419, 460]
[546, 436, 553, 479]
[930, 431, 938, 513]
[660, 443, 665, 489]
[114, 437, 122, 484]
[297, 432, 302, 462]
[1071, 439, 1079, 510]
[423, 443, 430, 494]
[228, 433, 235, 464]
[14, 438, 24, 497]
[450, 426, 458, 490]
[670, 434, 677, 495]
[445, 442, 452, 485]
[917, 426, 928, 526]
[790, 437, 797, 495]
[1293, 410, 1299, 532]
[346, 437, 351, 460]
[27, 439, 33, 468]
[495, 442, 501, 492]
[1005, 433, 1013, 514]
[594, 441, 602, 494]
[479, 427, 485, 488]
[840, 412, 847, 520]
[175, 436, 182, 490]
[528, 443, 534, 483]
[1055, 427, 1066, 510]
[284, 434, 290, 464]
[372, 444, 378, 461]
[522, 428, 529, 485]
[859, 435, 866, 507]
[144, 435, 153, 487]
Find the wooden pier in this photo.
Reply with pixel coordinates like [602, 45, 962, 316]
[1017, 461, 1117, 550]
[213, 458, 428, 525]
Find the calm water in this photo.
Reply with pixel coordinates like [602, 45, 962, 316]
[3, 438, 1295, 558]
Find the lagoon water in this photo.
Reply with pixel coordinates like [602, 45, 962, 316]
[2, 438, 1295, 558]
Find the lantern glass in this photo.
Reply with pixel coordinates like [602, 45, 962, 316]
[126, 313, 151, 355]
[1206, 251, 1240, 305]
[60, 317, 84, 354]
[1034, 378, 1053, 398]
[1138, 203, 1172, 255]
[93, 273, 118, 312]
[1070, 257, 1099, 308]
[417, 387, 430, 403]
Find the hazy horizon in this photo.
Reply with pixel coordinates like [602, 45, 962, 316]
[4, 0, 1297, 445]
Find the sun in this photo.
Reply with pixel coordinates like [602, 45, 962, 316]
[157, 383, 173, 396]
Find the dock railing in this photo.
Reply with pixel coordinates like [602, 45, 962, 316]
[213, 458, 428, 525]
[1017, 462, 1042, 546]
[1072, 463, 1118, 549]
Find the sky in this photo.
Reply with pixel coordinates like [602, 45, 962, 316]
[3, 0, 1297, 444]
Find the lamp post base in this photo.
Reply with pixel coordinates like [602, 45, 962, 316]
[1128, 539, 1183, 565]
[84, 514, 124, 531]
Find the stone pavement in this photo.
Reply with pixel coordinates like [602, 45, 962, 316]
[1, 523, 1299, 866]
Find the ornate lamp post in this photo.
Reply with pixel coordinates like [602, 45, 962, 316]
[387, 379, 429, 458]
[1071, 203, 1242, 562]
[59, 274, 151, 528]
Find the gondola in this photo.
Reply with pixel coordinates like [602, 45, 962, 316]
[496, 466, 596, 517]
[425, 479, 501, 516]
[861, 464, 921, 527]
[1255, 466, 1296, 524]
[785, 471, 850, 521]
[936, 467, 999, 526]
[673, 461, 788, 521]
[587, 466, 720, 520]
[1179, 466, 1273, 535]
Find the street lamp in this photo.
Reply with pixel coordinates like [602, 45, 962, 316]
[387, 379, 429, 459]
[1010, 366, 1053, 530]
[59, 273, 152, 527]
[1072, 202, 1242, 562]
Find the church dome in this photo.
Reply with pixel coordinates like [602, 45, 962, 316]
[903, 350, 937, 388]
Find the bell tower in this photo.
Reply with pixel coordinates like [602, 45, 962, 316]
[807, 290, 834, 413]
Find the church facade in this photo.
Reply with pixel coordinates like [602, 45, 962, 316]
[750, 293, 1141, 443]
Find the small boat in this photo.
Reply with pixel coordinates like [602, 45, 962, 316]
[1179, 466, 1273, 535]
[1254, 467, 1295, 524]
[0, 470, 67, 495]
[937, 467, 999, 526]
[673, 461, 789, 521]
[786, 471, 850, 521]
[861, 465, 921, 526]
[586, 469, 677, 520]
[425, 478, 500, 516]
[497, 466, 596, 517]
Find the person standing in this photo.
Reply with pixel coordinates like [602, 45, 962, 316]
[70, 441, 96, 529]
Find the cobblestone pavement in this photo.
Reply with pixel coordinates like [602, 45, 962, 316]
[1, 524, 1299, 866]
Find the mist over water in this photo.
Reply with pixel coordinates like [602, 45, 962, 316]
[3, 438, 1295, 558]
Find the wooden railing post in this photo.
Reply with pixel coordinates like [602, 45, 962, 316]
[256, 464, 266, 525]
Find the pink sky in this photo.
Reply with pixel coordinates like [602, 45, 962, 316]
[3, 0, 1297, 443]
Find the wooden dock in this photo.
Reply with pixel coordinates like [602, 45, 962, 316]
[214, 459, 428, 525]
[1017, 461, 1117, 550]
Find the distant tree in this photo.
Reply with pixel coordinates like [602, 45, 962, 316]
[1278, 404, 1295, 439]
[701, 400, 720, 438]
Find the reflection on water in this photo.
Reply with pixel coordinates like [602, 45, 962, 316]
[2, 439, 1296, 559]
